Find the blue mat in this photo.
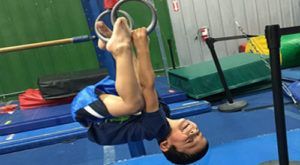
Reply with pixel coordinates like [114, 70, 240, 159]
[1, 103, 300, 164]
[0, 104, 72, 136]
[0, 122, 86, 154]
[0, 136, 106, 165]
[193, 106, 300, 147]
[232, 89, 293, 111]
[168, 100, 211, 118]
[155, 77, 188, 103]
[282, 67, 300, 82]
[116, 129, 300, 165]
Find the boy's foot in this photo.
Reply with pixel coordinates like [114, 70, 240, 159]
[106, 17, 131, 55]
[96, 21, 112, 49]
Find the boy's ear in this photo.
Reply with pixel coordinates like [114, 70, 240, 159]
[159, 140, 170, 152]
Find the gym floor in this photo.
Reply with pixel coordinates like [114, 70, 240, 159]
[1, 86, 300, 165]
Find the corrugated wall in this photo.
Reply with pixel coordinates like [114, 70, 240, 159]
[167, 0, 300, 66]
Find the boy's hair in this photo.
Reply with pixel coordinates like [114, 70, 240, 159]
[161, 142, 209, 164]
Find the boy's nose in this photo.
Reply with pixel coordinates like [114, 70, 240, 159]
[189, 128, 199, 136]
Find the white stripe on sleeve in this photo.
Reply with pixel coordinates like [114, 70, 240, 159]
[84, 105, 105, 119]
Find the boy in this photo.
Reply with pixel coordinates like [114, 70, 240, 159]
[71, 17, 209, 164]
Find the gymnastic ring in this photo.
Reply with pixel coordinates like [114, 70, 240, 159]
[94, 9, 134, 42]
[111, 0, 157, 35]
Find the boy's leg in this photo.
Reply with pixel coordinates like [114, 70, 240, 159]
[72, 20, 144, 127]
[97, 18, 144, 116]
[132, 28, 159, 113]
[97, 21, 140, 86]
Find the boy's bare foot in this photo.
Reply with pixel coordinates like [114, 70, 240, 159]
[96, 21, 112, 49]
[106, 17, 131, 55]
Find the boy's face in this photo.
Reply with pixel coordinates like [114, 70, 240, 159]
[161, 119, 207, 154]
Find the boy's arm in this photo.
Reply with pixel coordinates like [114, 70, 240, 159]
[132, 28, 159, 113]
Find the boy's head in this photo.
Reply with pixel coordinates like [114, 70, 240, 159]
[159, 118, 209, 164]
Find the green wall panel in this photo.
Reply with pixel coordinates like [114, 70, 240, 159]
[153, 0, 179, 68]
[0, 0, 178, 99]
[0, 0, 99, 97]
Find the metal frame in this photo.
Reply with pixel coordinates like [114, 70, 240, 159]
[81, 0, 117, 80]
[204, 35, 253, 111]
[263, 25, 300, 165]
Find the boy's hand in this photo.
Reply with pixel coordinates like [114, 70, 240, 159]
[132, 28, 149, 52]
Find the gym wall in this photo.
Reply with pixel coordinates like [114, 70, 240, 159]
[167, 0, 300, 66]
[0, 0, 177, 99]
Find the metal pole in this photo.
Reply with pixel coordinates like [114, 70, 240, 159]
[148, 0, 170, 84]
[0, 35, 95, 54]
[265, 25, 289, 165]
[154, 20, 170, 83]
[128, 141, 146, 158]
[205, 38, 234, 103]
[167, 39, 176, 69]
